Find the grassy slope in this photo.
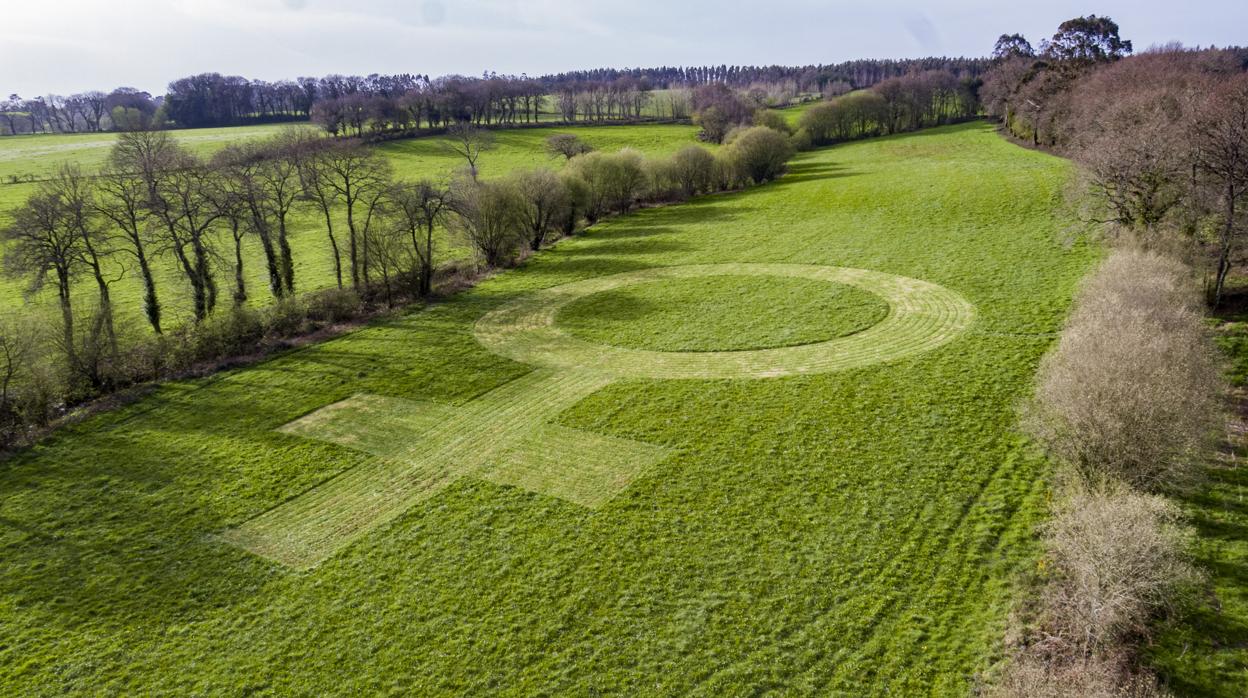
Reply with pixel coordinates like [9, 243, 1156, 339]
[0, 123, 705, 329]
[0, 122, 1095, 695]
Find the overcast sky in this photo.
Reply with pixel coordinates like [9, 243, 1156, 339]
[4, 0, 1246, 97]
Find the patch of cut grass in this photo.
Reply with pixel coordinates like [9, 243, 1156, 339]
[556, 274, 888, 352]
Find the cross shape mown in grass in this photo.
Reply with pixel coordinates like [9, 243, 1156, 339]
[221, 368, 671, 569]
[222, 264, 974, 570]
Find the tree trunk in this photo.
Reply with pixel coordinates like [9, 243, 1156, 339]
[232, 227, 248, 307]
[89, 263, 118, 360]
[346, 197, 360, 289]
[320, 202, 343, 289]
[277, 214, 295, 295]
[133, 242, 162, 334]
[1214, 182, 1237, 307]
[421, 221, 435, 296]
[172, 240, 208, 323]
[56, 267, 77, 376]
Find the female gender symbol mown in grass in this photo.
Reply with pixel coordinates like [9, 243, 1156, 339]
[222, 264, 974, 569]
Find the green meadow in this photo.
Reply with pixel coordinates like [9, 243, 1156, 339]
[0, 122, 1102, 694]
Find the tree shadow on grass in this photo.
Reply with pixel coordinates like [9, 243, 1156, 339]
[776, 161, 858, 186]
[1150, 461, 1248, 696]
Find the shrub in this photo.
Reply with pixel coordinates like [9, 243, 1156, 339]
[448, 178, 525, 267]
[722, 126, 795, 184]
[753, 108, 794, 135]
[992, 650, 1167, 698]
[565, 149, 646, 219]
[668, 145, 717, 198]
[558, 171, 590, 234]
[305, 288, 363, 324]
[169, 307, 265, 370]
[1025, 249, 1223, 491]
[266, 298, 308, 337]
[789, 127, 813, 152]
[545, 133, 593, 160]
[1041, 484, 1198, 655]
[642, 156, 680, 202]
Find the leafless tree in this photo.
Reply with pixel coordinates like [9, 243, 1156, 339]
[448, 178, 524, 267]
[95, 162, 163, 333]
[508, 169, 569, 251]
[295, 139, 345, 288]
[1191, 73, 1248, 306]
[49, 166, 118, 359]
[307, 140, 391, 289]
[545, 133, 593, 160]
[2, 188, 82, 373]
[443, 122, 495, 179]
[385, 180, 449, 296]
[149, 150, 222, 322]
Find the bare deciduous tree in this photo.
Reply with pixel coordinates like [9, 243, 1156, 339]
[545, 133, 593, 161]
[95, 163, 163, 333]
[2, 188, 82, 373]
[314, 140, 392, 289]
[449, 177, 523, 267]
[385, 180, 448, 296]
[508, 168, 569, 251]
[150, 150, 222, 322]
[1191, 73, 1248, 306]
[443, 122, 495, 180]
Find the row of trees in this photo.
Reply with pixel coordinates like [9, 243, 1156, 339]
[4, 57, 996, 135]
[541, 57, 991, 94]
[797, 69, 981, 145]
[0, 88, 158, 135]
[981, 18, 1248, 305]
[309, 76, 673, 137]
[0, 121, 796, 445]
[980, 15, 1240, 696]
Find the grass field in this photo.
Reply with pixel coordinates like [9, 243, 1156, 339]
[0, 122, 1098, 694]
[0, 121, 706, 329]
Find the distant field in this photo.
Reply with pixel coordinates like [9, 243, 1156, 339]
[0, 123, 1098, 694]
[0, 124, 315, 185]
[0, 122, 706, 329]
[777, 99, 823, 126]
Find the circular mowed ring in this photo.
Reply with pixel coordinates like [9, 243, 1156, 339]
[473, 263, 975, 380]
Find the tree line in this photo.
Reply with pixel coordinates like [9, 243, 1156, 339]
[0, 88, 159, 136]
[980, 16, 1248, 305]
[976, 15, 1246, 697]
[795, 70, 981, 146]
[3, 57, 994, 135]
[0, 120, 797, 446]
[540, 57, 991, 94]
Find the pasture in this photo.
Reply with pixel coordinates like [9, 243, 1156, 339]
[0, 122, 1097, 694]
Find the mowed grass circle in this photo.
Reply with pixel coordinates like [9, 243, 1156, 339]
[474, 263, 975, 380]
[554, 274, 890, 352]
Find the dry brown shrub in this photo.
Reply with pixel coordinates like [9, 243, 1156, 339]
[991, 649, 1169, 698]
[1040, 485, 1198, 655]
[1025, 248, 1223, 491]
